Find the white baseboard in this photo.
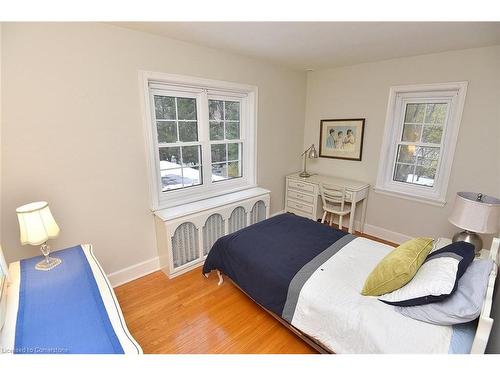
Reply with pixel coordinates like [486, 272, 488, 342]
[107, 256, 160, 287]
[320, 215, 411, 245]
[361, 223, 412, 245]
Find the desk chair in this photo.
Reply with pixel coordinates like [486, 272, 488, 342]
[320, 183, 352, 231]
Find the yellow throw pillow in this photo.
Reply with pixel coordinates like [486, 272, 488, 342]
[361, 237, 434, 296]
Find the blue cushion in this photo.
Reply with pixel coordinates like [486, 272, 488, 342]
[396, 259, 494, 325]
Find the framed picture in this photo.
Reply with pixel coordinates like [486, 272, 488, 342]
[319, 118, 365, 161]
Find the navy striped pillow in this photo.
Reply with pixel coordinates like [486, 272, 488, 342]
[379, 241, 475, 307]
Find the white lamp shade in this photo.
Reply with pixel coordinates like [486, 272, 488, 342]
[448, 192, 500, 234]
[16, 202, 60, 246]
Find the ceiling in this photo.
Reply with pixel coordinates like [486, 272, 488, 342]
[117, 22, 500, 71]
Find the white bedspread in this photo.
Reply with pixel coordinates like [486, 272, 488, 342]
[291, 237, 453, 353]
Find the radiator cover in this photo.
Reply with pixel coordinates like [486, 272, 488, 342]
[154, 188, 271, 278]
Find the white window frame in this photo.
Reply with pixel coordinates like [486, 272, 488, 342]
[375, 82, 468, 206]
[140, 71, 258, 210]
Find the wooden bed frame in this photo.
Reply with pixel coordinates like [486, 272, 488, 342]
[209, 237, 500, 354]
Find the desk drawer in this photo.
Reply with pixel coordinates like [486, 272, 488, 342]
[287, 179, 315, 194]
[288, 190, 314, 204]
[287, 200, 313, 214]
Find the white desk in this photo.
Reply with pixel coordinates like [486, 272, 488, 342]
[285, 172, 370, 234]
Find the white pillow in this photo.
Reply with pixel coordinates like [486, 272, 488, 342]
[379, 241, 475, 306]
[0, 245, 8, 330]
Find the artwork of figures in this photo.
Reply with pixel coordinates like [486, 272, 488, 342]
[319, 119, 365, 161]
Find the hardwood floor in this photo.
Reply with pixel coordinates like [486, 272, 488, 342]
[114, 228, 397, 354]
[115, 268, 316, 353]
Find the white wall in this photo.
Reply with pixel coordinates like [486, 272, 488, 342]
[0, 23, 2, 251]
[0, 23, 306, 274]
[304, 45, 500, 245]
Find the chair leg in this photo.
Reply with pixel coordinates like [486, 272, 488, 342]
[321, 211, 327, 224]
[329, 213, 333, 226]
[339, 215, 343, 231]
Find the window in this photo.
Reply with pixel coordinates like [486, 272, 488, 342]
[141, 72, 257, 210]
[375, 82, 467, 206]
[208, 99, 243, 182]
[155, 95, 202, 191]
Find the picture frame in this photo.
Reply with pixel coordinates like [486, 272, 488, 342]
[319, 118, 365, 161]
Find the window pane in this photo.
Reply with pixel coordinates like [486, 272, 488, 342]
[212, 163, 227, 181]
[225, 101, 240, 121]
[209, 100, 224, 121]
[394, 145, 439, 187]
[157, 121, 177, 143]
[228, 161, 241, 178]
[404, 103, 426, 123]
[421, 125, 443, 144]
[228, 143, 240, 161]
[211, 144, 226, 163]
[160, 166, 202, 192]
[396, 145, 417, 163]
[179, 121, 198, 142]
[225, 121, 240, 139]
[181, 166, 202, 187]
[417, 146, 440, 163]
[424, 103, 447, 125]
[401, 124, 421, 142]
[161, 168, 183, 191]
[210, 121, 224, 140]
[177, 98, 197, 120]
[417, 156, 438, 169]
[159, 147, 181, 168]
[181, 145, 201, 166]
[414, 166, 436, 186]
[393, 163, 415, 184]
[154, 96, 176, 120]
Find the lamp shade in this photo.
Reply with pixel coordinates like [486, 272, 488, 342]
[16, 201, 60, 246]
[448, 192, 500, 234]
[307, 144, 318, 159]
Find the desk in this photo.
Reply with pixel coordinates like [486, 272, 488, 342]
[285, 172, 370, 234]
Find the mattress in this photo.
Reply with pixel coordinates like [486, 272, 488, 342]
[0, 244, 142, 354]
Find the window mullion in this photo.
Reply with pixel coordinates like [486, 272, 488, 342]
[179, 146, 184, 188]
[199, 91, 212, 188]
[398, 141, 441, 148]
[174, 97, 180, 142]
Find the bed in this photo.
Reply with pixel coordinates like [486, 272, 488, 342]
[0, 244, 142, 354]
[203, 213, 498, 354]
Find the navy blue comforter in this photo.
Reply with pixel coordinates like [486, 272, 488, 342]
[202, 213, 347, 316]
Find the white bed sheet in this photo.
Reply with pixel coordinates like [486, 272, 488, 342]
[0, 244, 142, 354]
[291, 237, 454, 353]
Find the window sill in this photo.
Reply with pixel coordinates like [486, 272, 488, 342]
[154, 186, 270, 221]
[373, 186, 446, 207]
